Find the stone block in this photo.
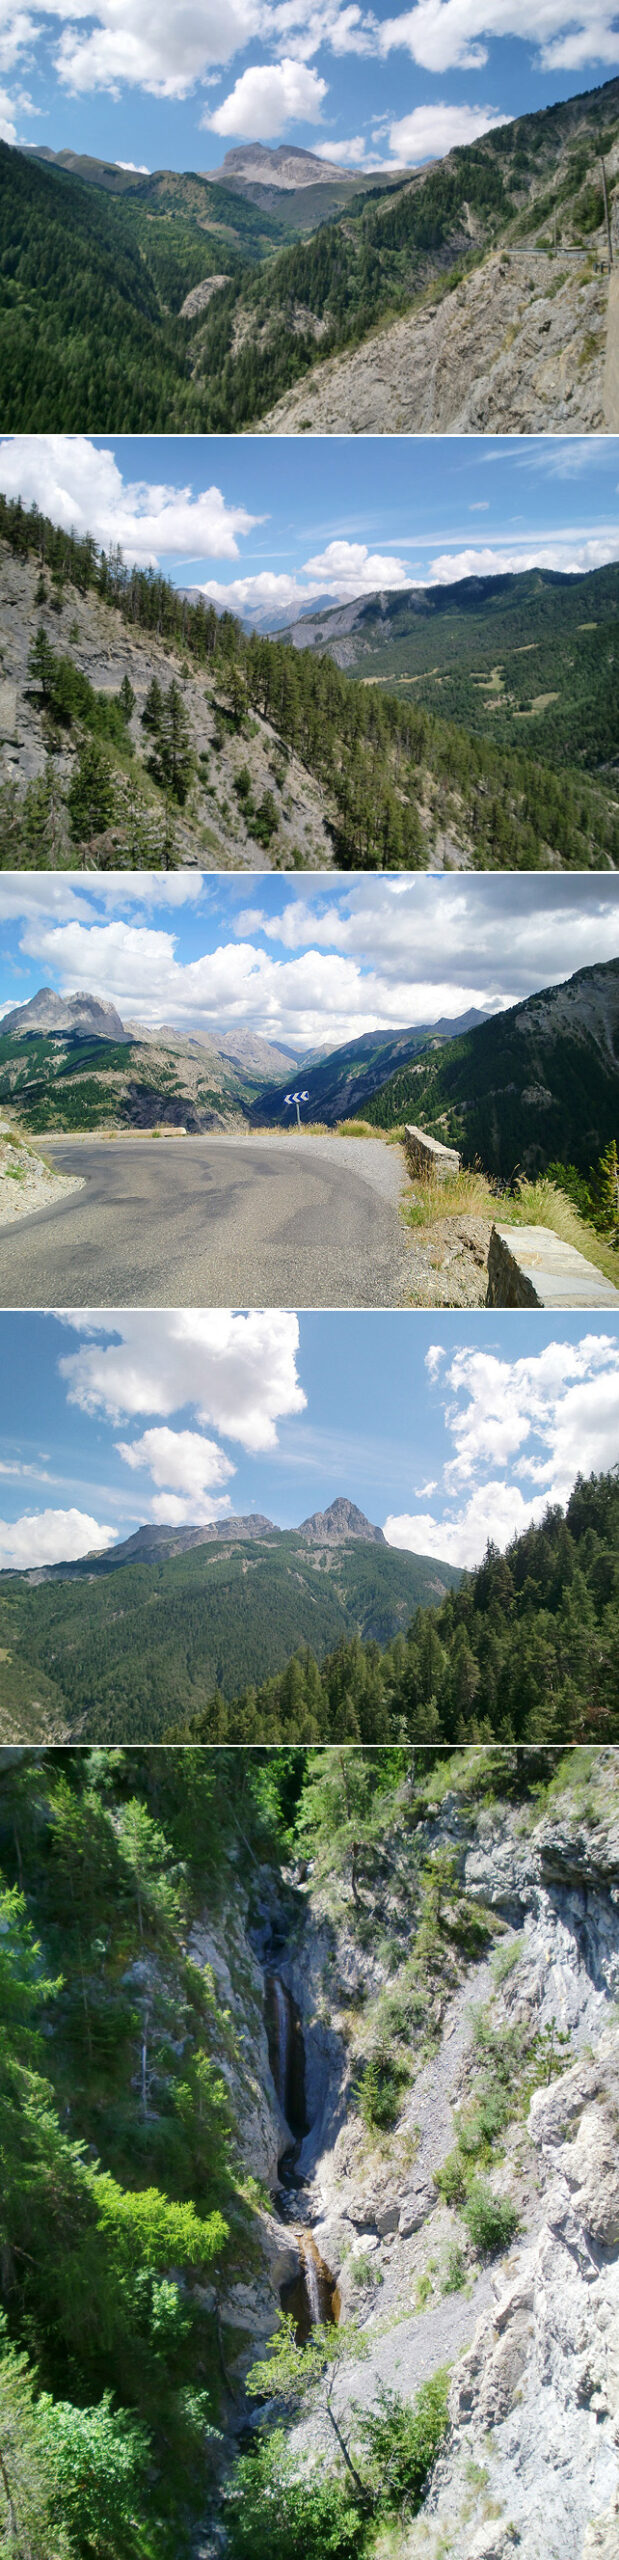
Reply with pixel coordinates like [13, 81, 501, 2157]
[404, 1123, 460, 1181]
[486, 1225, 619, 1309]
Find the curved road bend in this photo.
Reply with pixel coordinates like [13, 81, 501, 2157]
[0, 1132, 412, 1309]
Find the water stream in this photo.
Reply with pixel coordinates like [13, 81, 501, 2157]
[264, 1969, 339, 2341]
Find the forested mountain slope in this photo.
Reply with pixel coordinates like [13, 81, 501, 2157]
[1, 74, 617, 432]
[0, 1019, 266, 1136]
[0, 1519, 460, 1744]
[170, 1469, 619, 1747]
[281, 565, 619, 787]
[363, 955, 619, 1179]
[250, 1015, 489, 1129]
[0, 996, 298, 1135]
[0, 144, 290, 432]
[1, 498, 617, 872]
[0, 1741, 618, 2559]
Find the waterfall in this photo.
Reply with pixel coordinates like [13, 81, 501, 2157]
[265, 1974, 307, 2138]
[269, 1974, 290, 2117]
[300, 2235, 323, 2325]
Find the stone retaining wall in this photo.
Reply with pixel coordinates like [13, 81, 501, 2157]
[486, 1223, 619, 1309]
[404, 1123, 461, 1182]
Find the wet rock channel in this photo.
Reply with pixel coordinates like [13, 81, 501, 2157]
[264, 1969, 339, 2339]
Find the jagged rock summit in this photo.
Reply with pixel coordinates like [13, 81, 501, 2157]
[211, 144, 368, 190]
[1, 986, 127, 1041]
[101, 1517, 277, 1564]
[298, 1498, 385, 1544]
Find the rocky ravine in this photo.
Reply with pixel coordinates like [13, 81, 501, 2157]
[253, 247, 614, 437]
[196, 1754, 619, 2557]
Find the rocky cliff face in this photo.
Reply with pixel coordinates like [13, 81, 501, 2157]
[254, 246, 614, 437]
[0, 545, 334, 869]
[200, 1753, 619, 2556]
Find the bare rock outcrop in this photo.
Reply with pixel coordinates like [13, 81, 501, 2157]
[253, 251, 610, 437]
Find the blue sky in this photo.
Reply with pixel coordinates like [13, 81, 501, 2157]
[2, 876, 619, 1051]
[1, 435, 618, 621]
[2, 3, 618, 178]
[0, 1309, 618, 1572]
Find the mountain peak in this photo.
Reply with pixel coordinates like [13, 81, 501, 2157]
[1, 987, 128, 1042]
[212, 144, 360, 189]
[298, 1498, 385, 1545]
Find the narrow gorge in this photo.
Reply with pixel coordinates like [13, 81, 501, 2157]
[1, 1743, 618, 2560]
[183, 1746, 619, 2560]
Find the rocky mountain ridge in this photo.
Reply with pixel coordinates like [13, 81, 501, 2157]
[211, 145, 369, 191]
[200, 1748, 619, 2558]
[1, 987, 127, 1041]
[7, 1498, 390, 1581]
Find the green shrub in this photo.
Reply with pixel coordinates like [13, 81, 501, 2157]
[356, 2373, 449, 2512]
[442, 2244, 467, 2293]
[223, 2432, 365, 2558]
[351, 2255, 383, 2290]
[434, 2149, 467, 2206]
[357, 2053, 410, 2132]
[461, 2181, 519, 2259]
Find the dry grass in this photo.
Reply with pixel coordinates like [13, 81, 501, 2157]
[336, 1118, 378, 1138]
[511, 1178, 619, 1289]
[400, 1166, 619, 1287]
[402, 1167, 497, 1230]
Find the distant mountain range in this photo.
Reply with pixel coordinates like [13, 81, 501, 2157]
[1, 962, 617, 1177]
[7, 1496, 390, 1583]
[0, 1501, 462, 1744]
[4, 73, 618, 435]
[24, 140, 412, 238]
[253, 1014, 493, 1129]
[278, 565, 619, 782]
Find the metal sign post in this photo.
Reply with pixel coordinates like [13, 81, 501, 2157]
[284, 1090, 310, 1129]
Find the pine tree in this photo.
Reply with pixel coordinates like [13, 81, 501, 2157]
[27, 626, 55, 704]
[157, 682, 194, 805]
[118, 674, 136, 725]
[66, 739, 117, 848]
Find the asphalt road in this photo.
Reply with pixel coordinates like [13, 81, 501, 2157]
[0, 1133, 412, 1308]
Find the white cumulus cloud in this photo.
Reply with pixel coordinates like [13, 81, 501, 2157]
[377, 1, 619, 76]
[428, 537, 619, 583]
[385, 1478, 541, 1568]
[203, 538, 411, 617]
[9, 876, 619, 1054]
[0, 438, 260, 570]
[117, 1423, 236, 1524]
[0, 1507, 115, 1567]
[384, 1334, 619, 1569]
[59, 1310, 306, 1452]
[206, 57, 327, 138]
[51, 0, 262, 98]
[385, 99, 505, 163]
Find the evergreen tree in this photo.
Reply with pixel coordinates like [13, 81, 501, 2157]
[118, 675, 136, 725]
[66, 739, 117, 848]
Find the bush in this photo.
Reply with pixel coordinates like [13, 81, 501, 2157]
[357, 2053, 409, 2132]
[356, 2373, 449, 2512]
[223, 2432, 365, 2559]
[351, 2255, 383, 2290]
[461, 2181, 519, 2259]
[442, 2244, 467, 2293]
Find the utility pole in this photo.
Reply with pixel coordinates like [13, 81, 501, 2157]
[600, 157, 613, 268]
